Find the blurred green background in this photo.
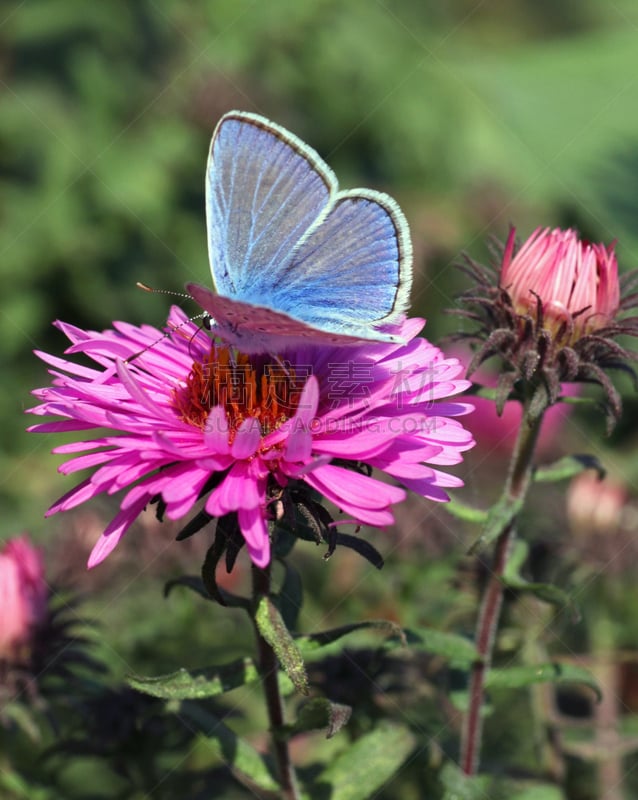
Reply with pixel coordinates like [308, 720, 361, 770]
[3, 2, 638, 797]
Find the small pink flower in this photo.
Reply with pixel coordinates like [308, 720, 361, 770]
[28, 308, 475, 569]
[500, 227, 620, 343]
[0, 536, 48, 658]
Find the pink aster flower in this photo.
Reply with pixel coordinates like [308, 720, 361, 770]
[28, 308, 474, 569]
[0, 535, 48, 659]
[500, 227, 620, 342]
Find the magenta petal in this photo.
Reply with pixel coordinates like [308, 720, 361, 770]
[203, 406, 231, 454]
[87, 496, 148, 567]
[46, 478, 100, 515]
[231, 418, 261, 459]
[295, 376, 319, 424]
[305, 464, 405, 510]
[238, 506, 270, 567]
[206, 463, 264, 516]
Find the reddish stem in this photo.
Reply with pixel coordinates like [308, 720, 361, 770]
[460, 401, 545, 775]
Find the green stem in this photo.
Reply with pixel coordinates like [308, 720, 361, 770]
[252, 561, 300, 800]
[460, 395, 546, 775]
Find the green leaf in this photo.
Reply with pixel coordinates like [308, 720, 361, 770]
[507, 784, 565, 800]
[2, 701, 42, 742]
[255, 596, 308, 695]
[127, 658, 261, 699]
[444, 494, 489, 524]
[315, 722, 415, 800]
[295, 619, 406, 656]
[503, 540, 578, 616]
[440, 762, 490, 800]
[180, 702, 281, 794]
[0, 769, 52, 800]
[441, 764, 567, 800]
[406, 627, 478, 668]
[281, 697, 352, 740]
[468, 495, 522, 553]
[534, 454, 605, 483]
[164, 574, 250, 610]
[485, 662, 601, 700]
[276, 558, 303, 631]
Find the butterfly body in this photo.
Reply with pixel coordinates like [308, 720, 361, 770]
[189, 111, 413, 354]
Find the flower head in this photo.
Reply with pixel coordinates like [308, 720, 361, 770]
[501, 227, 619, 343]
[453, 226, 638, 427]
[0, 536, 47, 660]
[28, 308, 474, 569]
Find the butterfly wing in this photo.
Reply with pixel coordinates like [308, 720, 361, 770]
[205, 111, 336, 299]
[197, 111, 412, 350]
[260, 188, 412, 337]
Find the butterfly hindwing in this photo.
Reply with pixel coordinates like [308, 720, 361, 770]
[259, 189, 412, 334]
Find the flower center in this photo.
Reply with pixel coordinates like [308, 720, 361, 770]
[173, 344, 306, 439]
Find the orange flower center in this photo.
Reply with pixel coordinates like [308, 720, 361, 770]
[173, 345, 307, 440]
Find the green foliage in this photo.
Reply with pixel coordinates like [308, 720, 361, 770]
[127, 659, 261, 700]
[180, 702, 282, 794]
[314, 722, 415, 800]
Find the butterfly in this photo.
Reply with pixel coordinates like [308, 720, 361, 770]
[186, 111, 413, 355]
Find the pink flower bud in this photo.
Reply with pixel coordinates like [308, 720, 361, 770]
[0, 536, 48, 659]
[500, 227, 620, 343]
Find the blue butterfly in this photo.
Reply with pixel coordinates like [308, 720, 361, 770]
[186, 111, 413, 354]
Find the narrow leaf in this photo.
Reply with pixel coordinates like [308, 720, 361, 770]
[534, 453, 605, 483]
[405, 627, 478, 668]
[295, 619, 406, 656]
[164, 574, 250, 610]
[445, 494, 489, 524]
[127, 659, 260, 699]
[255, 596, 308, 695]
[281, 697, 352, 740]
[468, 495, 522, 553]
[485, 662, 601, 700]
[276, 558, 303, 630]
[180, 702, 281, 794]
[508, 784, 565, 800]
[503, 540, 578, 617]
[440, 762, 490, 800]
[316, 722, 415, 800]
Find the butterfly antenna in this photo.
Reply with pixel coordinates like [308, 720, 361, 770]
[138, 282, 215, 330]
[125, 283, 209, 364]
[124, 320, 189, 364]
[136, 282, 192, 301]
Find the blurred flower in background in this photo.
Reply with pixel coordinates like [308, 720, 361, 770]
[0, 535, 47, 662]
[567, 471, 627, 538]
[0, 534, 102, 739]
